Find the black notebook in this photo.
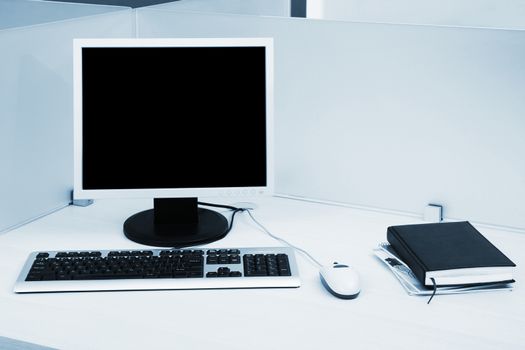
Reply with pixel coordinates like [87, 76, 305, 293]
[387, 221, 516, 287]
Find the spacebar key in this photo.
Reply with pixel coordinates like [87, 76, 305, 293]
[244, 271, 268, 277]
[76, 273, 142, 280]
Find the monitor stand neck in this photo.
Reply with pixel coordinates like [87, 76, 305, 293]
[123, 197, 228, 248]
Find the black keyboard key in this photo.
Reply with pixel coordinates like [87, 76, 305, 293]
[206, 256, 219, 264]
[218, 267, 230, 276]
[248, 270, 268, 277]
[41, 273, 56, 281]
[277, 255, 291, 276]
[278, 268, 291, 276]
[229, 255, 241, 264]
[25, 273, 42, 281]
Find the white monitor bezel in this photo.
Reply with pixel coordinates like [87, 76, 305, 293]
[73, 38, 274, 200]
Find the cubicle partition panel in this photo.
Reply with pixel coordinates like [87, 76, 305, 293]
[0, 0, 123, 28]
[307, 0, 525, 29]
[0, 1, 134, 233]
[135, 8, 525, 231]
[149, 0, 292, 17]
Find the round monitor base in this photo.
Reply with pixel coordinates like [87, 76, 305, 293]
[123, 208, 228, 247]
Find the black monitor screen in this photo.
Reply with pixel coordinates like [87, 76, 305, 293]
[81, 46, 267, 190]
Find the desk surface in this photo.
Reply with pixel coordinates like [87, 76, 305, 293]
[0, 196, 523, 349]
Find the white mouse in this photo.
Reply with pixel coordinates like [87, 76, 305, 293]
[319, 263, 360, 299]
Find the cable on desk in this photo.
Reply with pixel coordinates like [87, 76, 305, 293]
[198, 201, 239, 211]
[196, 201, 323, 268]
[245, 209, 323, 268]
[427, 278, 437, 304]
[198, 201, 246, 236]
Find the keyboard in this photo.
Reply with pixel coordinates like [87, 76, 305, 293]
[14, 247, 300, 293]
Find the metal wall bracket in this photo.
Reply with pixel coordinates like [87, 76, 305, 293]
[71, 190, 94, 207]
[424, 203, 443, 222]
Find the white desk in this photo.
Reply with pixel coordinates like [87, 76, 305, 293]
[0, 196, 523, 349]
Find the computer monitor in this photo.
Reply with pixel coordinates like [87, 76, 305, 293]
[73, 38, 274, 247]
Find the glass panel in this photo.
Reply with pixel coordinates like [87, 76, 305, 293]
[0, 0, 127, 30]
[307, 0, 525, 30]
[0, 2, 134, 233]
[148, 0, 291, 17]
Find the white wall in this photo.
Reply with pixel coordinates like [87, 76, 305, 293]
[307, 0, 525, 29]
[136, 9, 525, 231]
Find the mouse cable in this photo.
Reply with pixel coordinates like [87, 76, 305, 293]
[197, 201, 323, 268]
[198, 201, 245, 236]
[244, 209, 323, 268]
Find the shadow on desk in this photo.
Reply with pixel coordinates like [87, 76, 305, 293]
[0, 336, 55, 350]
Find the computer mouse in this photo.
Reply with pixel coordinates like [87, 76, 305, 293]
[319, 263, 360, 299]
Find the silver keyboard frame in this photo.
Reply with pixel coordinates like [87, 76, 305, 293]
[14, 247, 301, 293]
